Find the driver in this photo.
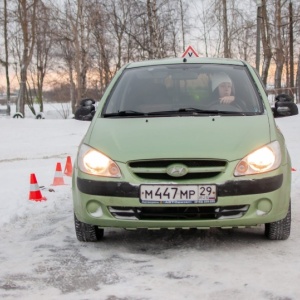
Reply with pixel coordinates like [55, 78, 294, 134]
[211, 73, 235, 104]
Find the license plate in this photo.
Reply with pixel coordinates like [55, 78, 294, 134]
[140, 185, 217, 204]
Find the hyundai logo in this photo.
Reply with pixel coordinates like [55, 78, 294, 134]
[166, 164, 188, 177]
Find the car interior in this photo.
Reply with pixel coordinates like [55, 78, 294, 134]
[104, 64, 264, 115]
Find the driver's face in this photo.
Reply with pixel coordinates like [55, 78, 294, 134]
[218, 82, 232, 97]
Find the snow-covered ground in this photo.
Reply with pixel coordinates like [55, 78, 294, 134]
[0, 107, 300, 300]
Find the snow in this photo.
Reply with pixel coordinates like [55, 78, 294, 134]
[0, 107, 300, 299]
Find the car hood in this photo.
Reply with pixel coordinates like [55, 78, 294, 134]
[86, 115, 271, 162]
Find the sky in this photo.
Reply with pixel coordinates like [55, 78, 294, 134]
[0, 104, 300, 299]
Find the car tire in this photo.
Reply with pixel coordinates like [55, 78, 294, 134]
[36, 112, 45, 119]
[13, 112, 24, 118]
[264, 201, 291, 240]
[74, 213, 104, 242]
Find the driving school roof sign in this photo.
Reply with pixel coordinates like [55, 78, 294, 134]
[182, 45, 199, 58]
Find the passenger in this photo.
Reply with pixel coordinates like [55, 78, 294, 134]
[211, 73, 235, 104]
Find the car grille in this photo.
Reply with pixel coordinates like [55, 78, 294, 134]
[128, 159, 227, 180]
[109, 205, 249, 221]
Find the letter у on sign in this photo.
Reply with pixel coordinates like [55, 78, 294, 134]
[181, 45, 199, 58]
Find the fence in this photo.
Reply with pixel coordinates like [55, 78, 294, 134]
[0, 109, 7, 115]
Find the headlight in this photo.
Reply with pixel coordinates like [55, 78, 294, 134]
[234, 141, 281, 176]
[78, 144, 121, 177]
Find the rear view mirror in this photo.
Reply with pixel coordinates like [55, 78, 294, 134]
[171, 70, 199, 80]
[273, 93, 298, 118]
[75, 98, 96, 121]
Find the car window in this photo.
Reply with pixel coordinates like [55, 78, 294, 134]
[103, 64, 264, 116]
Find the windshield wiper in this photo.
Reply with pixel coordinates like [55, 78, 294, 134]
[143, 108, 245, 116]
[177, 107, 246, 116]
[103, 110, 146, 117]
[144, 108, 211, 115]
[178, 108, 212, 113]
[104, 108, 247, 118]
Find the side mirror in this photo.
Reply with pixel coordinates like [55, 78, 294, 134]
[75, 98, 96, 121]
[273, 93, 298, 118]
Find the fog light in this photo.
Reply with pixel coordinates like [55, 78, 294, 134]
[256, 199, 272, 216]
[86, 200, 103, 217]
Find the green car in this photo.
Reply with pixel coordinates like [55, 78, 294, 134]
[72, 57, 298, 242]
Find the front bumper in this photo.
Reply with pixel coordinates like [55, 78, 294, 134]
[77, 174, 283, 198]
[73, 171, 291, 229]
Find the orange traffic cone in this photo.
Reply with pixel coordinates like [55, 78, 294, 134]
[29, 173, 47, 201]
[51, 162, 66, 186]
[64, 156, 73, 177]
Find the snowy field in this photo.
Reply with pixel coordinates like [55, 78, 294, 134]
[0, 102, 74, 119]
[0, 105, 300, 299]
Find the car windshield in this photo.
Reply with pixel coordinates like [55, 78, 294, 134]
[103, 64, 264, 117]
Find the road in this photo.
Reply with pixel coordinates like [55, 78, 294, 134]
[1, 194, 300, 299]
[0, 116, 300, 300]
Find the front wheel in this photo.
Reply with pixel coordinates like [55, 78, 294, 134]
[265, 202, 291, 240]
[74, 214, 104, 242]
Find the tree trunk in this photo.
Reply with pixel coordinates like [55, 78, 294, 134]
[289, 1, 294, 88]
[260, 0, 272, 86]
[16, 0, 37, 117]
[18, 56, 28, 116]
[222, 0, 230, 58]
[147, 0, 160, 58]
[274, 0, 284, 89]
[35, 2, 52, 114]
[179, 0, 185, 52]
[296, 53, 300, 103]
[68, 62, 76, 114]
[4, 0, 10, 116]
[37, 67, 45, 113]
[72, 0, 90, 108]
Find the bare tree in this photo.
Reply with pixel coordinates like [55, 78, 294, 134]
[57, 0, 92, 109]
[56, 37, 77, 112]
[89, 0, 113, 94]
[1, 0, 300, 107]
[51, 1, 77, 112]
[289, 0, 294, 89]
[297, 53, 300, 101]
[261, 0, 272, 85]
[179, 0, 186, 52]
[274, 0, 285, 89]
[32, 1, 54, 113]
[222, 0, 231, 58]
[190, 1, 220, 57]
[15, 0, 38, 117]
[119, 0, 180, 60]
[105, 0, 129, 71]
[147, 0, 161, 58]
[3, 0, 11, 115]
[74, 0, 91, 106]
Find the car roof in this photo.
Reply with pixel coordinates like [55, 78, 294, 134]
[125, 57, 246, 69]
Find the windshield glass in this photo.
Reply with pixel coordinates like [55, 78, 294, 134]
[103, 64, 263, 116]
